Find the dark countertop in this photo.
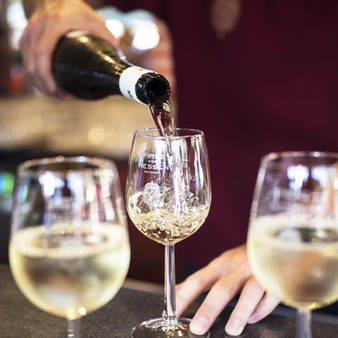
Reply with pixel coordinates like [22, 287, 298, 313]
[0, 263, 337, 337]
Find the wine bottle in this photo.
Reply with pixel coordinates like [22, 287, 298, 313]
[52, 31, 171, 105]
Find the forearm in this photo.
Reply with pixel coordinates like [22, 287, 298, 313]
[22, 0, 105, 18]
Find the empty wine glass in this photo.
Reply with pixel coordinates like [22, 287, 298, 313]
[247, 151, 338, 338]
[9, 156, 130, 337]
[126, 128, 212, 337]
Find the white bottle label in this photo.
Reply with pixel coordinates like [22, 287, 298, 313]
[119, 66, 154, 104]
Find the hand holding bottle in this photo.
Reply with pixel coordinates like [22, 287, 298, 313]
[20, 0, 117, 97]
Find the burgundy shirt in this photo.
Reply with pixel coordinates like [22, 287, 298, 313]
[113, 0, 338, 266]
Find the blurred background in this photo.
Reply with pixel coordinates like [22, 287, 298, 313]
[0, 0, 179, 285]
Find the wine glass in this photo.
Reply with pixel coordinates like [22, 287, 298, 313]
[126, 128, 212, 337]
[9, 156, 130, 338]
[247, 151, 338, 338]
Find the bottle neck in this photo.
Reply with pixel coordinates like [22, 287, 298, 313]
[119, 67, 154, 104]
[119, 66, 171, 105]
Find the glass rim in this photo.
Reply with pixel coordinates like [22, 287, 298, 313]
[133, 127, 205, 139]
[17, 155, 117, 176]
[261, 151, 338, 167]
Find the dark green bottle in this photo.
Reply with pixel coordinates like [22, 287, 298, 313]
[52, 31, 171, 104]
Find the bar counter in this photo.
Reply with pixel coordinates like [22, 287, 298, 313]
[1, 264, 338, 337]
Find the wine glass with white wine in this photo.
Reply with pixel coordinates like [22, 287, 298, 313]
[9, 156, 130, 337]
[247, 151, 338, 338]
[126, 128, 212, 337]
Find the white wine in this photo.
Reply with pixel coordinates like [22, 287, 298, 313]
[127, 181, 210, 245]
[9, 223, 130, 319]
[127, 205, 209, 245]
[248, 215, 338, 310]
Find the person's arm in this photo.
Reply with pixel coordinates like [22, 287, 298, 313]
[22, 0, 106, 17]
[22, 0, 41, 17]
[20, 0, 117, 97]
[176, 244, 280, 336]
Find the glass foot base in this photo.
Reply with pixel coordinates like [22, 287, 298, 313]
[130, 317, 210, 337]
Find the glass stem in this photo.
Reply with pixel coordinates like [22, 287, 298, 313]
[67, 318, 81, 338]
[163, 244, 178, 326]
[297, 310, 311, 338]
